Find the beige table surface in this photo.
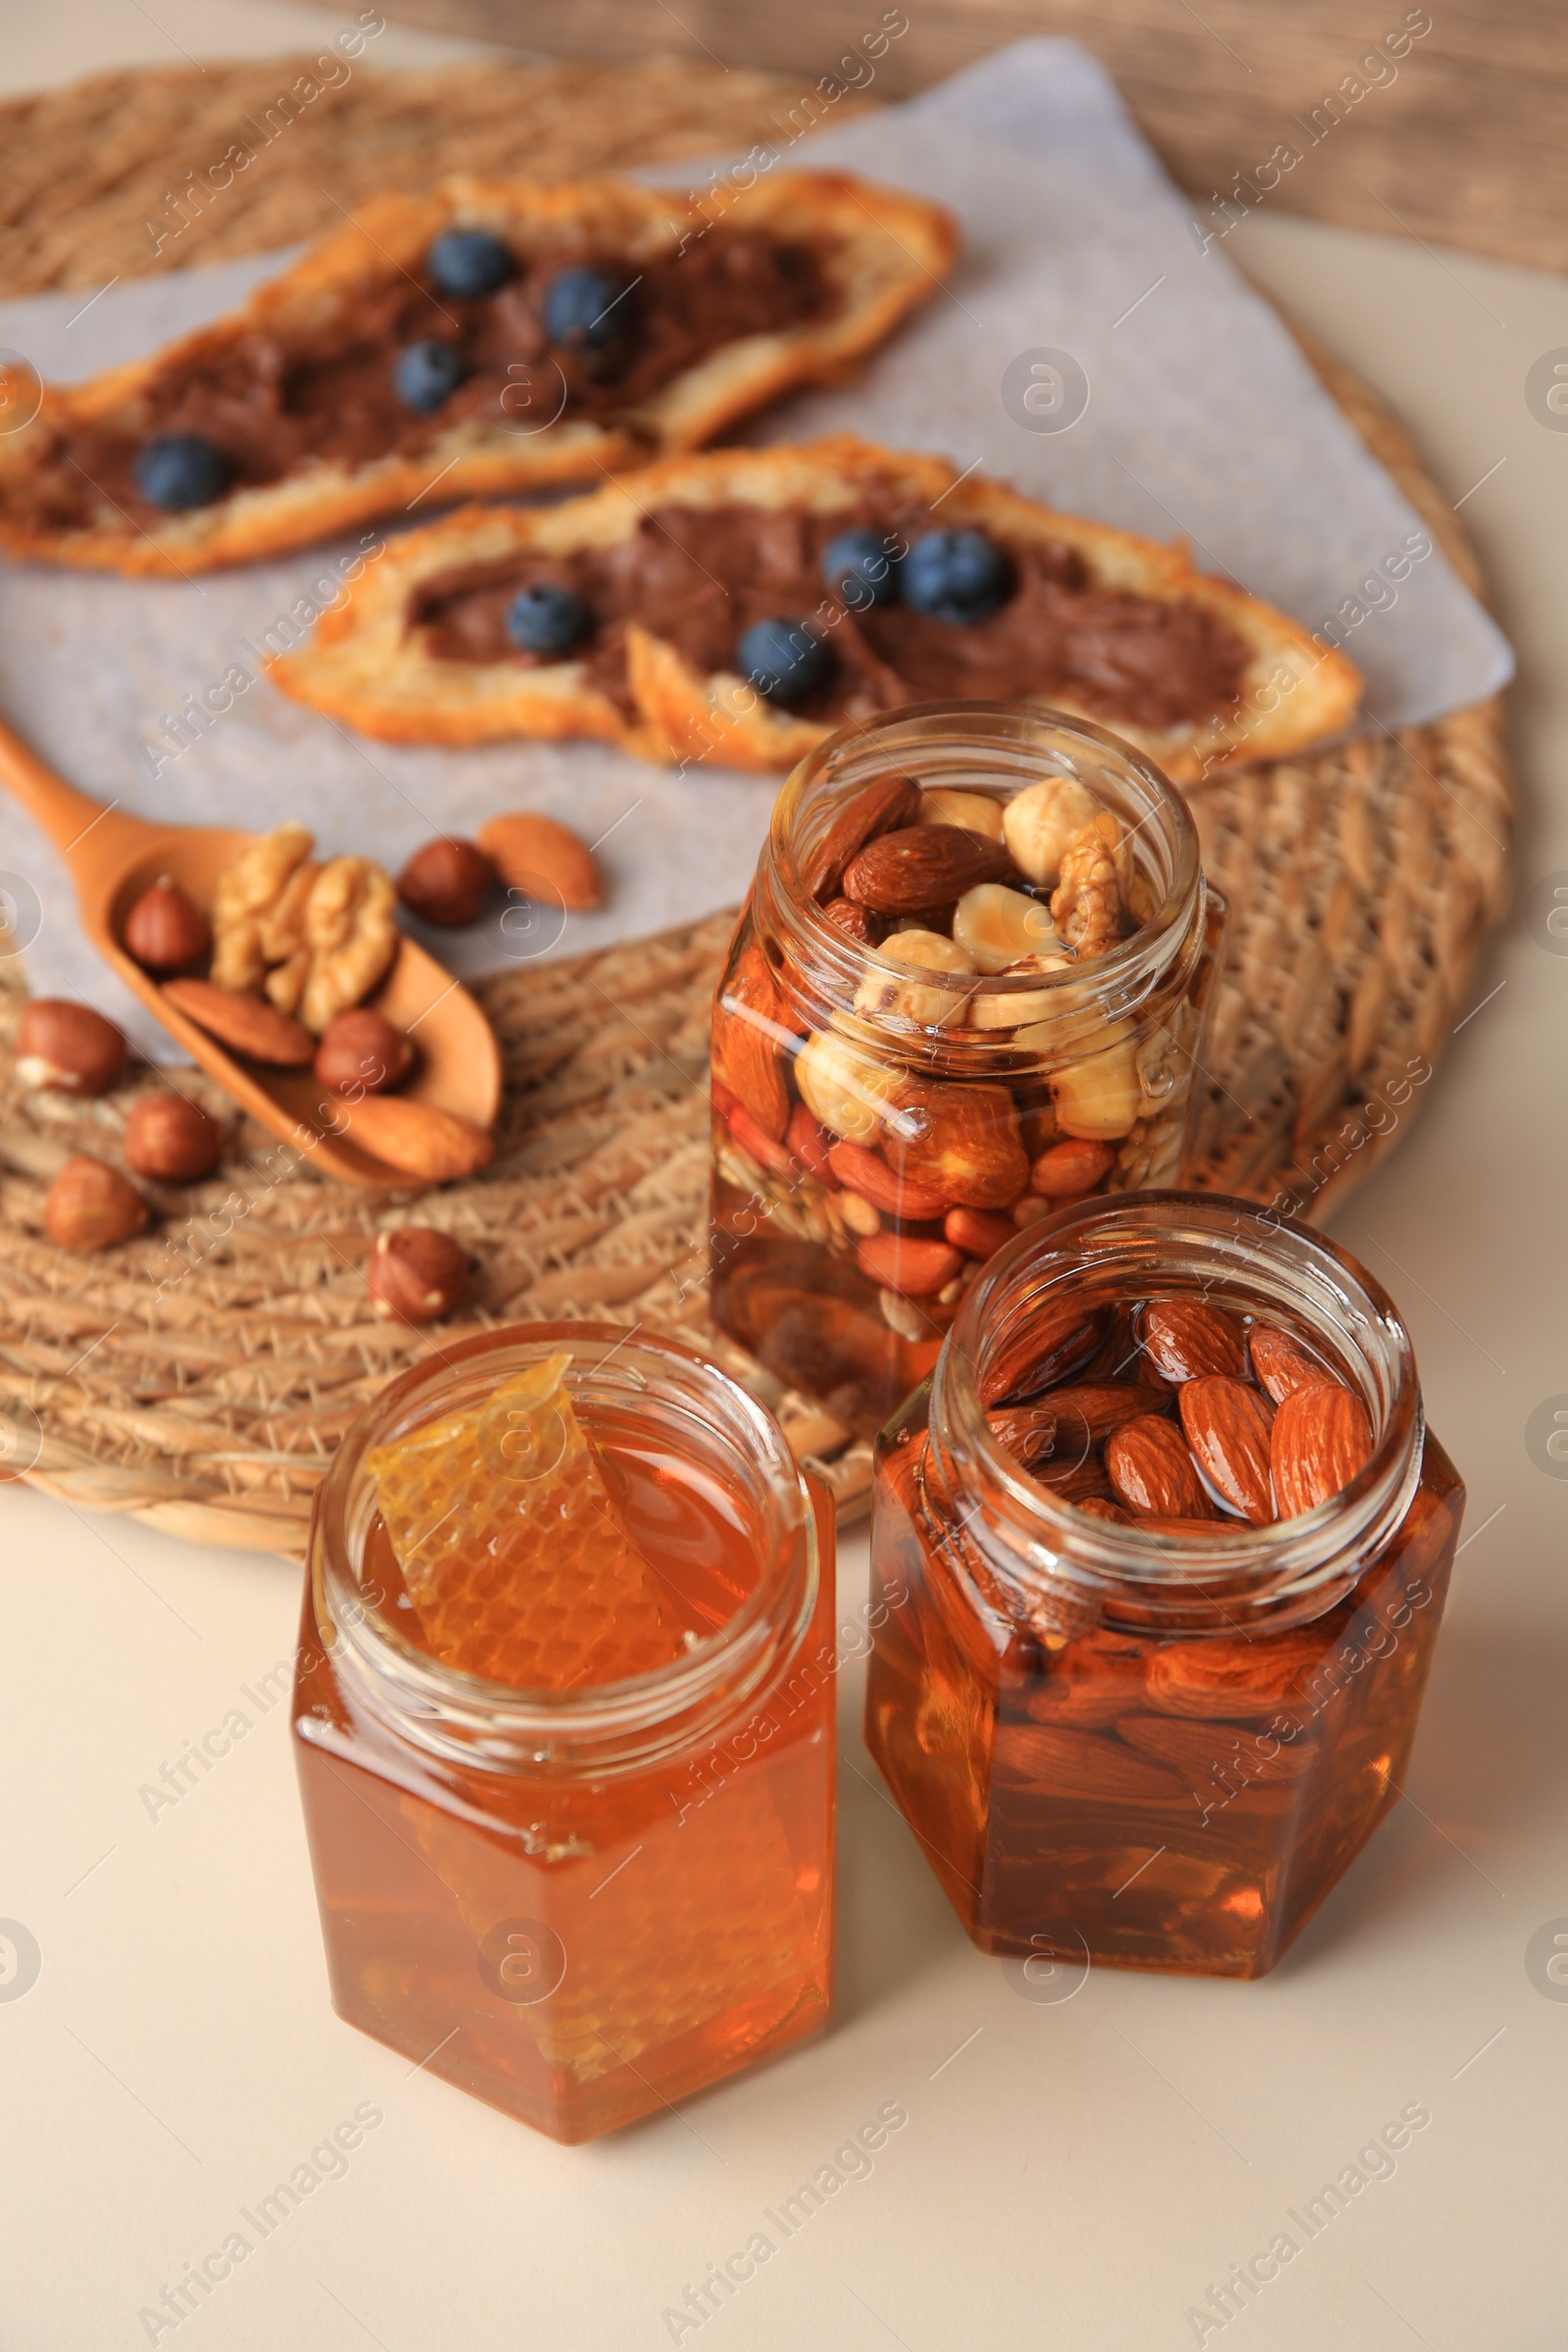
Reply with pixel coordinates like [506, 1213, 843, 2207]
[3, 13, 1567, 2351]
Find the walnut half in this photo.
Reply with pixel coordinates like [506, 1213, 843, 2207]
[210, 825, 398, 1032]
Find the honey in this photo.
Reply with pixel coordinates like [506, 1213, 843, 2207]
[293, 1325, 835, 2142]
[863, 1195, 1464, 1978]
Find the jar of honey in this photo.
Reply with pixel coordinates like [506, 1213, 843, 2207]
[292, 1323, 835, 2143]
[710, 702, 1222, 1437]
[864, 1193, 1464, 1979]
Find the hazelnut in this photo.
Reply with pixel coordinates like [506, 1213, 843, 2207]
[123, 1092, 223, 1182]
[122, 876, 211, 973]
[396, 838, 494, 927]
[366, 1227, 469, 1325]
[314, 1007, 414, 1095]
[17, 1000, 126, 1096]
[1002, 777, 1102, 888]
[45, 1154, 147, 1250]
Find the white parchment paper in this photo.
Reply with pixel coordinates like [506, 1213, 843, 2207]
[0, 39, 1512, 1058]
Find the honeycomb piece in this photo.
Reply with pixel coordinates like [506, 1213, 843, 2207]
[407, 1767, 819, 2083]
[366, 1353, 684, 1687]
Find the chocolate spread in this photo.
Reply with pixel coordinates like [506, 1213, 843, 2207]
[411, 501, 1250, 733]
[22, 231, 835, 531]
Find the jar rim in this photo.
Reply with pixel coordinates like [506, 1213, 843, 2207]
[764, 700, 1204, 1021]
[309, 1321, 819, 1772]
[931, 1190, 1425, 1628]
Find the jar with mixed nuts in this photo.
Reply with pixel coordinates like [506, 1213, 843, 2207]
[710, 703, 1223, 1431]
[863, 1192, 1465, 1980]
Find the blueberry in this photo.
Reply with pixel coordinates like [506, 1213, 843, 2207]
[737, 618, 829, 708]
[822, 526, 902, 610]
[903, 529, 1012, 624]
[542, 266, 635, 354]
[506, 583, 590, 658]
[132, 433, 231, 512]
[394, 340, 467, 414]
[426, 227, 513, 299]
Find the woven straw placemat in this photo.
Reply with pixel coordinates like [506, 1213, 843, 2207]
[0, 56, 1512, 1555]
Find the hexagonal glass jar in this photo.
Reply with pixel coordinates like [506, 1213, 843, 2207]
[292, 1324, 835, 2143]
[863, 1194, 1465, 1980]
[710, 702, 1222, 1436]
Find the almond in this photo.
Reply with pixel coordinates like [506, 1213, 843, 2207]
[854, 1231, 961, 1298]
[827, 1138, 949, 1220]
[820, 896, 880, 946]
[1138, 1297, 1245, 1383]
[1134, 1514, 1233, 1539]
[336, 1095, 494, 1182]
[1144, 1630, 1326, 1721]
[986, 1400, 1059, 1467]
[1271, 1380, 1373, 1517]
[476, 810, 599, 910]
[840, 824, 1014, 915]
[1117, 1714, 1319, 1787]
[727, 1101, 795, 1181]
[1179, 1374, 1276, 1525]
[1054, 1380, 1174, 1452]
[944, 1204, 1016, 1260]
[1105, 1414, 1214, 1519]
[785, 1102, 835, 1182]
[1080, 1496, 1133, 1525]
[1030, 1137, 1116, 1198]
[802, 773, 921, 902]
[162, 977, 314, 1066]
[1032, 1456, 1116, 1505]
[981, 1301, 1107, 1406]
[712, 944, 794, 1142]
[1000, 1723, 1188, 1803]
[890, 1076, 1029, 1210]
[990, 1381, 1170, 1471]
[1024, 1645, 1137, 1727]
[1249, 1321, 1334, 1405]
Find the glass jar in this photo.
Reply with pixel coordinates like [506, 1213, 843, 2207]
[710, 701, 1222, 1435]
[291, 1323, 835, 2144]
[863, 1193, 1464, 1980]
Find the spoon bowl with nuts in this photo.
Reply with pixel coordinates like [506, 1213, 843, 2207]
[0, 719, 501, 1187]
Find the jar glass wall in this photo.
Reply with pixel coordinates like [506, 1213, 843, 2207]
[710, 702, 1222, 1436]
[292, 1324, 835, 2143]
[863, 1194, 1463, 1979]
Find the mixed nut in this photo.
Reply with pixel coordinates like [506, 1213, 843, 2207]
[8, 807, 595, 1285]
[710, 754, 1211, 1425]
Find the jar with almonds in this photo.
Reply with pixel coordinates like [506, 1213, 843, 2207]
[709, 704, 1223, 1432]
[863, 1192, 1464, 1980]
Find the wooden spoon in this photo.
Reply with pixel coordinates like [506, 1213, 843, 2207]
[0, 718, 501, 1188]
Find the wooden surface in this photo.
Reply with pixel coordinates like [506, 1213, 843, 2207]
[348, 0, 1568, 275]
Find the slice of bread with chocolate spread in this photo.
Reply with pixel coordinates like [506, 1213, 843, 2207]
[268, 435, 1363, 783]
[0, 175, 956, 576]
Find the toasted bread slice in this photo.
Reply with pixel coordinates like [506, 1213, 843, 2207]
[0, 176, 956, 576]
[269, 435, 1362, 781]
